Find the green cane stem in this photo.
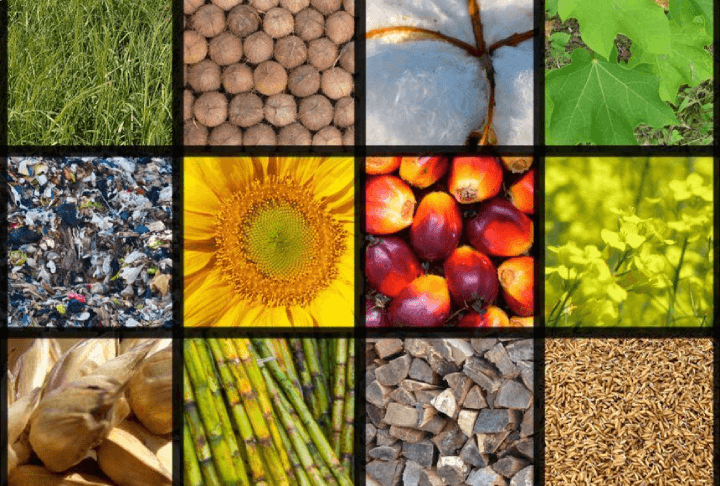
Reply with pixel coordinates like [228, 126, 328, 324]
[253, 338, 353, 486]
[331, 338, 348, 456]
[183, 353, 244, 486]
[230, 339, 295, 481]
[257, 360, 327, 486]
[341, 339, 355, 472]
[275, 338, 303, 399]
[205, 339, 268, 484]
[190, 340, 251, 486]
[183, 383, 222, 486]
[289, 338, 316, 408]
[184, 418, 207, 486]
[303, 338, 330, 429]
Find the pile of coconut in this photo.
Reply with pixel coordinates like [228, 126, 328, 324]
[184, 0, 355, 146]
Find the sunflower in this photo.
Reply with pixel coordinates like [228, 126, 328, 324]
[184, 157, 354, 327]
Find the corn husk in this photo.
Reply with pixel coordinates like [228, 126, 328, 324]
[8, 368, 17, 406]
[9, 432, 33, 472]
[12, 339, 62, 402]
[89, 340, 155, 384]
[29, 375, 130, 473]
[128, 348, 172, 435]
[9, 387, 42, 444]
[8, 465, 115, 486]
[117, 419, 172, 473]
[43, 340, 117, 396]
[119, 338, 171, 357]
[96, 427, 172, 486]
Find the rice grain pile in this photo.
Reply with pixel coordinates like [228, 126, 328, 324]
[545, 338, 713, 486]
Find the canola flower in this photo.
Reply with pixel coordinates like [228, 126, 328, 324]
[185, 157, 354, 326]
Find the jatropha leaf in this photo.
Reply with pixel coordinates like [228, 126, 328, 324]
[557, 0, 671, 61]
[546, 48, 676, 145]
[627, 18, 712, 103]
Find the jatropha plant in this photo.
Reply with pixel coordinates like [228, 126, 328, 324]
[546, 158, 713, 327]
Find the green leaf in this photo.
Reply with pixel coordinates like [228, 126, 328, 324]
[546, 48, 676, 144]
[627, 19, 712, 103]
[550, 32, 571, 48]
[547, 0, 560, 16]
[557, 0, 671, 60]
[669, 0, 712, 27]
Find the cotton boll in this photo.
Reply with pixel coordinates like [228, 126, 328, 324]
[479, 0, 533, 47]
[367, 0, 476, 46]
[367, 39, 489, 146]
[491, 39, 533, 145]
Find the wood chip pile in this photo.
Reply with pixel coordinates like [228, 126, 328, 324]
[366, 338, 534, 486]
[545, 338, 714, 485]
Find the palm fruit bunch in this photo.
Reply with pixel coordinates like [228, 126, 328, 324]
[184, 337, 355, 486]
[7, 339, 172, 486]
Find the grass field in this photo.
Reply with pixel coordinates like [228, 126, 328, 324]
[8, 0, 172, 146]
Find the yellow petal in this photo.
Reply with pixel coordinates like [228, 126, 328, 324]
[314, 158, 354, 203]
[215, 298, 265, 327]
[277, 157, 319, 187]
[184, 250, 215, 278]
[184, 159, 222, 215]
[184, 210, 216, 243]
[254, 306, 292, 327]
[184, 271, 232, 326]
[287, 306, 314, 328]
[311, 286, 354, 327]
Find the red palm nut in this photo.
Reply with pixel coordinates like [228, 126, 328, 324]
[366, 157, 401, 175]
[458, 306, 510, 327]
[466, 198, 533, 257]
[498, 256, 534, 317]
[366, 301, 390, 327]
[501, 156, 533, 173]
[399, 156, 450, 189]
[389, 275, 451, 327]
[365, 236, 424, 298]
[509, 316, 533, 327]
[508, 168, 534, 214]
[443, 246, 499, 307]
[448, 156, 503, 204]
[410, 192, 462, 261]
[366, 175, 416, 235]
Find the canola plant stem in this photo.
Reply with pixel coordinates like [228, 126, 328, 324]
[253, 338, 353, 486]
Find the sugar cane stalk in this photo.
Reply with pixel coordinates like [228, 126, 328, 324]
[341, 338, 355, 472]
[205, 339, 268, 484]
[183, 356, 243, 486]
[184, 418, 207, 486]
[253, 338, 353, 486]
[331, 338, 348, 456]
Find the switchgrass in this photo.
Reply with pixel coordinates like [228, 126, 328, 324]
[8, 0, 172, 146]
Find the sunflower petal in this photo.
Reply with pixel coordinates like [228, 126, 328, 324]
[185, 250, 215, 278]
[184, 271, 231, 326]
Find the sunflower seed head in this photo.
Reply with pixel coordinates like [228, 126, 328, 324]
[29, 375, 128, 473]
